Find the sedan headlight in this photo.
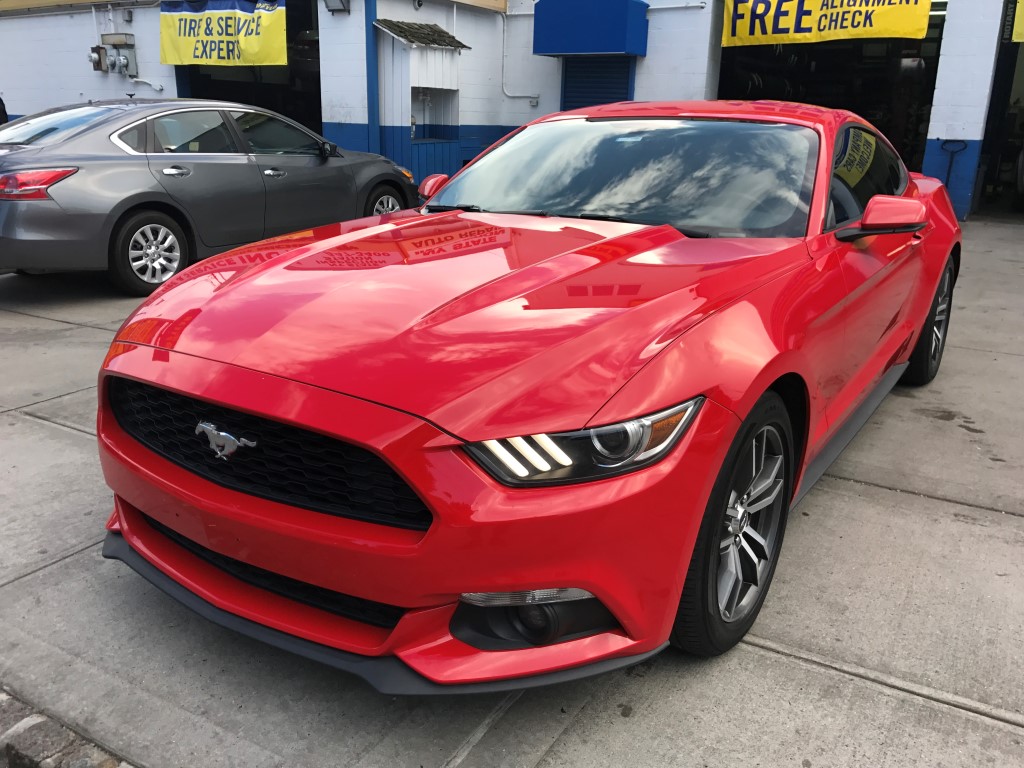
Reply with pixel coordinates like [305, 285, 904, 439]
[465, 398, 703, 486]
[394, 165, 414, 182]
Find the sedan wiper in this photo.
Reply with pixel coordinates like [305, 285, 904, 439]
[422, 203, 487, 213]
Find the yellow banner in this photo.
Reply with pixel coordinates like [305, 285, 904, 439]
[160, 0, 287, 66]
[1014, 0, 1024, 43]
[723, 0, 932, 47]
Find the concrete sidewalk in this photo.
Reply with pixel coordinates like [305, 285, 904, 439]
[0, 223, 1021, 768]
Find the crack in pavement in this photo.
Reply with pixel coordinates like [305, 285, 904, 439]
[742, 635, 1024, 731]
[822, 473, 1023, 519]
[0, 306, 123, 334]
[0, 386, 97, 417]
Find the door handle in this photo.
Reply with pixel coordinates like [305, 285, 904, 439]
[161, 166, 191, 177]
[263, 168, 286, 178]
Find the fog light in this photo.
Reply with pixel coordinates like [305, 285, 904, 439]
[514, 603, 560, 644]
[451, 589, 619, 650]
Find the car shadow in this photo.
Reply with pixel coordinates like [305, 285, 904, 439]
[0, 271, 144, 325]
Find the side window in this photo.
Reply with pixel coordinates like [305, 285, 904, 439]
[152, 111, 239, 154]
[230, 111, 321, 155]
[828, 127, 906, 229]
[114, 123, 146, 154]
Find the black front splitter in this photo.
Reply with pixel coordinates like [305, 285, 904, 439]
[102, 532, 665, 696]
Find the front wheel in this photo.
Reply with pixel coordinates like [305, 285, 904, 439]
[901, 257, 954, 386]
[364, 185, 404, 217]
[671, 391, 793, 656]
[109, 211, 188, 296]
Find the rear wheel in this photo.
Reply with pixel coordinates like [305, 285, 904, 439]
[109, 211, 188, 296]
[671, 392, 793, 656]
[364, 185, 403, 217]
[901, 257, 954, 386]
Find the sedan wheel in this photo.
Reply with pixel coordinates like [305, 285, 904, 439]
[109, 211, 189, 296]
[672, 391, 792, 656]
[128, 224, 182, 284]
[364, 185, 404, 217]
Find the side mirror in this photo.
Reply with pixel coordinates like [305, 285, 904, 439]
[321, 142, 338, 158]
[418, 173, 449, 200]
[835, 195, 927, 243]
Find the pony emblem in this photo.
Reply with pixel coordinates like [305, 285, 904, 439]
[195, 421, 257, 460]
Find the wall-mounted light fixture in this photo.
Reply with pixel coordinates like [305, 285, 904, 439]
[322, 0, 350, 14]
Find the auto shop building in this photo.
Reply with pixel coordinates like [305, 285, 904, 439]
[0, 0, 1019, 219]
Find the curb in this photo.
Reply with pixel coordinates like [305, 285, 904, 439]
[0, 690, 135, 768]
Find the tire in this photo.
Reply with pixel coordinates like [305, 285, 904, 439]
[900, 257, 954, 386]
[108, 211, 189, 296]
[364, 184, 404, 217]
[671, 391, 794, 656]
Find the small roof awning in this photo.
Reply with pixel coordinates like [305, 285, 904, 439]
[374, 19, 470, 50]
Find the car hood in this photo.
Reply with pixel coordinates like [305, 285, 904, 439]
[116, 211, 808, 439]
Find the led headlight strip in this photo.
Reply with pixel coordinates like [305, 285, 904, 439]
[467, 397, 704, 486]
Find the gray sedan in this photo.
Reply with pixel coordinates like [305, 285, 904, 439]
[0, 99, 418, 295]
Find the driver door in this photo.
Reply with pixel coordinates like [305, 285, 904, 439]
[822, 126, 925, 423]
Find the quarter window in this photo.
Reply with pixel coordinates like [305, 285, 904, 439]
[115, 124, 146, 153]
[230, 111, 321, 155]
[152, 111, 239, 154]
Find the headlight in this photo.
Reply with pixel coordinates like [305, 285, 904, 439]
[465, 398, 703, 486]
[395, 165, 414, 182]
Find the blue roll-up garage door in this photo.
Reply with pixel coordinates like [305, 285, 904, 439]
[561, 56, 636, 111]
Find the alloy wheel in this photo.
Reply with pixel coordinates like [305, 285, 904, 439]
[128, 224, 181, 284]
[717, 425, 786, 623]
[373, 194, 402, 215]
[931, 267, 952, 362]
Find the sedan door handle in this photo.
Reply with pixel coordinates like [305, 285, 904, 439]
[161, 166, 191, 177]
[263, 168, 286, 178]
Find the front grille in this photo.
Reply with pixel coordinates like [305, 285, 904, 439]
[143, 514, 405, 629]
[107, 376, 433, 531]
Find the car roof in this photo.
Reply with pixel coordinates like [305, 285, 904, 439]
[537, 100, 859, 133]
[51, 98, 259, 113]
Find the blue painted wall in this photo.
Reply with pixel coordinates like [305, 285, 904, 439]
[921, 139, 982, 221]
[324, 122, 519, 183]
[534, 0, 649, 56]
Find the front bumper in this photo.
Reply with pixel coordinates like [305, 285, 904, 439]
[102, 530, 665, 695]
[98, 343, 739, 692]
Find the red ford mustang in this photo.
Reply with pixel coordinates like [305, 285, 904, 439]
[98, 101, 961, 693]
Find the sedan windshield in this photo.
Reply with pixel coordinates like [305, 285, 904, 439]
[429, 119, 820, 238]
[0, 106, 119, 147]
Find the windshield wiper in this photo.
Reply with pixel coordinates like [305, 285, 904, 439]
[422, 203, 487, 213]
[555, 212, 711, 237]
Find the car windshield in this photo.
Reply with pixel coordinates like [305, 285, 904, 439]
[429, 118, 820, 238]
[0, 106, 119, 147]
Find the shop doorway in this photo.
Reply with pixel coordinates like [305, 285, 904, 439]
[718, 4, 947, 171]
[977, 20, 1023, 217]
[177, 0, 323, 133]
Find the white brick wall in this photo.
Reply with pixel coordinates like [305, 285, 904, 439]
[317, 0, 371, 127]
[0, 6, 177, 118]
[926, 0, 1005, 142]
[371, 0, 560, 128]
[635, 0, 719, 102]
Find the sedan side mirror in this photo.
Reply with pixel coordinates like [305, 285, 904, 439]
[418, 173, 449, 200]
[835, 195, 927, 243]
[321, 142, 338, 158]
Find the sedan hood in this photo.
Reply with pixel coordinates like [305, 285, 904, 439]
[117, 211, 808, 439]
